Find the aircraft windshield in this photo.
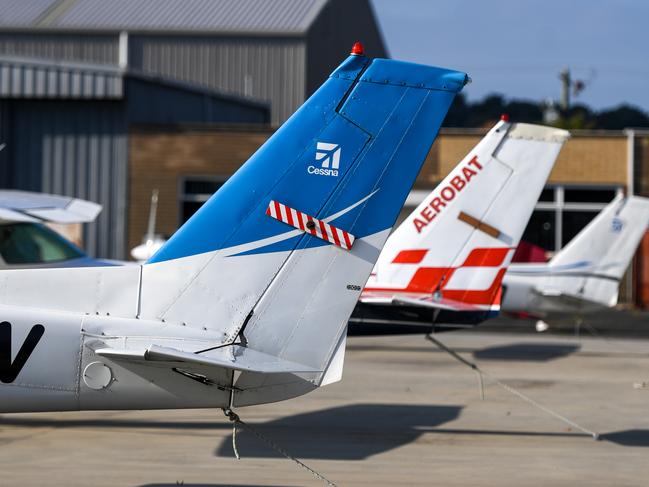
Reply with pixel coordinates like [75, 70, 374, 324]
[0, 223, 84, 264]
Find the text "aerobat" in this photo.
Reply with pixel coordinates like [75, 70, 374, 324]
[413, 156, 483, 233]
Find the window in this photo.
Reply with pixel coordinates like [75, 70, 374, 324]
[561, 210, 600, 247]
[0, 223, 84, 264]
[522, 185, 623, 253]
[521, 210, 555, 251]
[563, 188, 617, 203]
[179, 176, 227, 224]
[538, 188, 555, 202]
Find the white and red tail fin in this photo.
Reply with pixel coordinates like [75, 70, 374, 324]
[365, 120, 569, 311]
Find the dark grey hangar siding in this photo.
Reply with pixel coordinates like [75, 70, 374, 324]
[0, 56, 269, 260]
[0, 99, 128, 260]
[129, 36, 306, 125]
[0, 0, 387, 125]
[0, 33, 118, 65]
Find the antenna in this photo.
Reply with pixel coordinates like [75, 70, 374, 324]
[145, 189, 159, 244]
[559, 68, 571, 111]
[558, 68, 592, 111]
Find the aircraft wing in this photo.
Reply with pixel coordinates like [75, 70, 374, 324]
[0, 190, 101, 223]
[360, 291, 493, 312]
[95, 344, 321, 374]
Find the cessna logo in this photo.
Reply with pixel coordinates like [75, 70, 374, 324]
[308, 142, 341, 177]
[0, 321, 44, 383]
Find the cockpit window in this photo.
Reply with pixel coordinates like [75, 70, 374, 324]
[0, 223, 85, 264]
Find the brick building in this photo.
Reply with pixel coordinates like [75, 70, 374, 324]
[128, 124, 649, 306]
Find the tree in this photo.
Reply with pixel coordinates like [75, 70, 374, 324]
[596, 105, 649, 130]
[442, 93, 649, 130]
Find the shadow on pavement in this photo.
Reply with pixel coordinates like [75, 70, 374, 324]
[422, 428, 589, 438]
[479, 309, 649, 339]
[0, 417, 231, 430]
[473, 342, 580, 362]
[215, 403, 462, 461]
[602, 429, 649, 447]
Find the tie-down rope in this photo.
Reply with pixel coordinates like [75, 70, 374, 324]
[425, 333, 600, 440]
[222, 408, 339, 487]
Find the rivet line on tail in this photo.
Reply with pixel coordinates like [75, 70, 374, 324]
[266, 200, 355, 250]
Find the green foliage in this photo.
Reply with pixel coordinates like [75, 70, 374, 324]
[443, 94, 649, 129]
[596, 105, 649, 130]
[552, 105, 597, 130]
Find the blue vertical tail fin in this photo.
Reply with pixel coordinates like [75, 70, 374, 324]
[138, 49, 468, 405]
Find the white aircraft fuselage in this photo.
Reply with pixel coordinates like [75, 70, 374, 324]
[0, 51, 470, 415]
[0, 308, 233, 413]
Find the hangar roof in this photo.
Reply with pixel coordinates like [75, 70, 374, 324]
[0, 55, 124, 98]
[0, 0, 328, 35]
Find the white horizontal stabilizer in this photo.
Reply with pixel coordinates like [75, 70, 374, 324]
[96, 344, 321, 374]
[531, 288, 611, 312]
[392, 295, 491, 312]
[360, 292, 491, 312]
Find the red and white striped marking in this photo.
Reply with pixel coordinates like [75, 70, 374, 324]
[266, 200, 355, 250]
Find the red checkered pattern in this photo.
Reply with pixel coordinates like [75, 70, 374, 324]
[367, 247, 514, 306]
[265, 200, 355, 250]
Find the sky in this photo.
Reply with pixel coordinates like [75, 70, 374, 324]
[370, 0, 649, 112]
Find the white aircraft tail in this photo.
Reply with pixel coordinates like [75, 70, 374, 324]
[0, 53, 468, 410]
[366, 120, 569, 312]
[545, 195, 649, 307]
[133, 55, 467, 404]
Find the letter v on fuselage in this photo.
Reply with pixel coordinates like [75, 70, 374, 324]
[351, 120, 570, 335]
[0, 47, 468, 413]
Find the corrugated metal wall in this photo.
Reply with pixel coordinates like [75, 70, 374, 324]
[0, 33, 305, 124]
[0, 33, 118, 64]
[126, 76, 269, 124]
[0, 101, 10, 184]
[0, 0, 388, 127]
[0, 80, 268, 260]
[0, 57, 123, 98]
[1, 100, 128, 259]
[129, 36, 305, 125]
[305, 0, 388, 96]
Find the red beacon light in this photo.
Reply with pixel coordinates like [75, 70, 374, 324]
[500, 113, 510, 122]
[350, 41, 364, 56]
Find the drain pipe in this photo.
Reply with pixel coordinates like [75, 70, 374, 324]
[625, 128, 635, 195]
